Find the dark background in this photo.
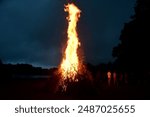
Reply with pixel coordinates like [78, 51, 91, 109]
[0, 0, 150, 99]
[0, 0, 136, 68]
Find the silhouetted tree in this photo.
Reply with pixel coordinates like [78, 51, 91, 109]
[112, 0, 150, 74]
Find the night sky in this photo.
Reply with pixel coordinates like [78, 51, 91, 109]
[0, 0, 136, 68]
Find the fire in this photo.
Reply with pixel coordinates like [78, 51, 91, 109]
[60, 3, 81, 82]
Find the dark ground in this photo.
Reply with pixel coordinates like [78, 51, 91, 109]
[0, 76, 150, 100]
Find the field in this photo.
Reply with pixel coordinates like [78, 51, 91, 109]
[0, 76, 149, 100]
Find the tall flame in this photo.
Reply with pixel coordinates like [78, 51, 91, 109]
[60, 3, 81, 81]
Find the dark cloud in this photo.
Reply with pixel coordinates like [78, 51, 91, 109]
[0, 0, 136, 68]
[76, 0, 136, 64]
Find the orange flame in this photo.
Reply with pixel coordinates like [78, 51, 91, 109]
[60, 3, 81, 82]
